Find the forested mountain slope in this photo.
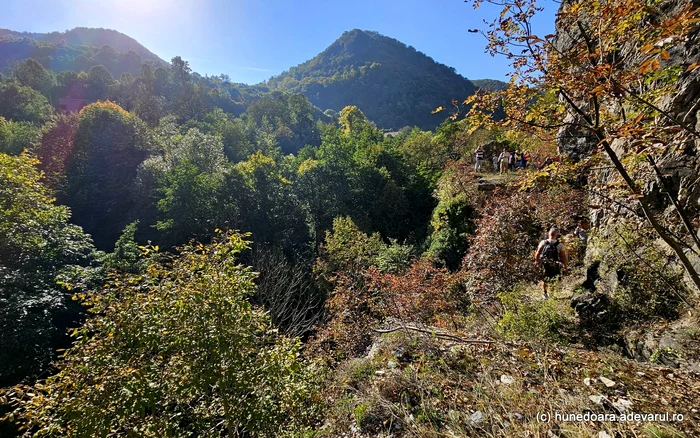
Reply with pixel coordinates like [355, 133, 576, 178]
[0, 27, 164, 63]
[471, 78, 508, 91]
[0, 28, 167, 81]
[266, 29, 477, 130]
[0, 27, 489, 131]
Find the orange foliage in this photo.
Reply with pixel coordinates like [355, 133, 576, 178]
[462, 172, 584, 300]
[308, 260, 466, 363]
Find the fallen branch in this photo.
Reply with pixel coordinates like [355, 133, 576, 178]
[373, 325, 496, 344]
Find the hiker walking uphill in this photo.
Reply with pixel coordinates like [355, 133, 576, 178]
[534, 226, 568, 298]
[474, 145, 485, 172]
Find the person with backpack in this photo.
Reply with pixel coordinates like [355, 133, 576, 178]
[534, 226, 568, 298]
[474, 145, 485, 172]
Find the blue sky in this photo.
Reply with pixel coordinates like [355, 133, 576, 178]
[1, 0, 557, 84]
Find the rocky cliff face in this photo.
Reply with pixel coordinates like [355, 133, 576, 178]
[554, 0, 700, 366]
[555, 0, 700, 287]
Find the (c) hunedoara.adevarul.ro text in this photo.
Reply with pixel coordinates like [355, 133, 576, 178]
[537, 412, 685, 423]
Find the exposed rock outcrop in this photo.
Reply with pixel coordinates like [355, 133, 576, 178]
[554, 0, 700, 368]
[555, 0, 700, 293]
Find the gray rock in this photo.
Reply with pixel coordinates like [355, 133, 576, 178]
[470, 410, 484, 424]
[571, 292, 611, 323]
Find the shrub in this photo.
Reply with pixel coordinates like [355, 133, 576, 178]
[462, 189, 541, 299]
[310, 216, 466, 362]
[376, 239, 414, 274]
[365, 260, 466, 325]
[309, 257, 465, 363]
[496, 286, 566, 343]
[4, 232, 321, 437]
[426, 195, 475, 270]
[425, 161, 479, 270]
[462, 171, 584, 300]
[314, 216, 384, 284]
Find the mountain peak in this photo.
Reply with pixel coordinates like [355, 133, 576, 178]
[0, 27, 164, 63]
[267, 30, 474, 130]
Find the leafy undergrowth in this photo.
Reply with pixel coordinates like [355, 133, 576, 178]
[317, 328, 700, 437]
[314, 278, 699, 438]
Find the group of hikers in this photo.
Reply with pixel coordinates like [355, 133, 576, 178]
[473, 145, 531, 173]
[535, 217, 590, 298]
[473, 145, 558, 174]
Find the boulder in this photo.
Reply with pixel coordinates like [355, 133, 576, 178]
[571, 292, 611, 324]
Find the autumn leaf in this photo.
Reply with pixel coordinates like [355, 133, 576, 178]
[651, 59, 660, 71]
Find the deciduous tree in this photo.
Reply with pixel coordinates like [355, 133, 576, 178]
[0, 152, 95, 386]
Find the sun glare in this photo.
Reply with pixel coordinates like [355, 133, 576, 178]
[112, 0, 171, 16]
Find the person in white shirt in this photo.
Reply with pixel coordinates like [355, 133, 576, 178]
[474, 146, 485, 172]
[574, 217, 590, 244]
[498, 149, 510, 174]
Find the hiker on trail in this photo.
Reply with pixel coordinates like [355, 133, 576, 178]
[509, 150, 517, 171]
[498, 149, 510, 174]
[574, 217, 590, 244]
[520, 151, 528, 169]
[474, 145, 485, 172]
[493, 154, 499, 170]
[534, 226, 568, 298]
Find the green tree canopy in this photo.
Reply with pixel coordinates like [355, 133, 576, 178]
[0, 116, 42, 155]
[12, 59, 56, 98]
[6, 232, 319, 437]
[62, 101, 150, 249]
[0, 152, 96, 386]
[85, 64, 114, 100]
[338, 105, 370, 135]
[0, 81, 53, 124]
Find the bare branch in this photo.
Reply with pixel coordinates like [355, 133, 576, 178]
[373, 325, 496, 344]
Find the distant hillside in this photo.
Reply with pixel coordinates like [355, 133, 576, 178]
[0, 27, 164, 63]
[0, 27, 165, 79]
[0, 27, 504, 131]
[266, 29, 477, 131]
[472, 78, 508, 91]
